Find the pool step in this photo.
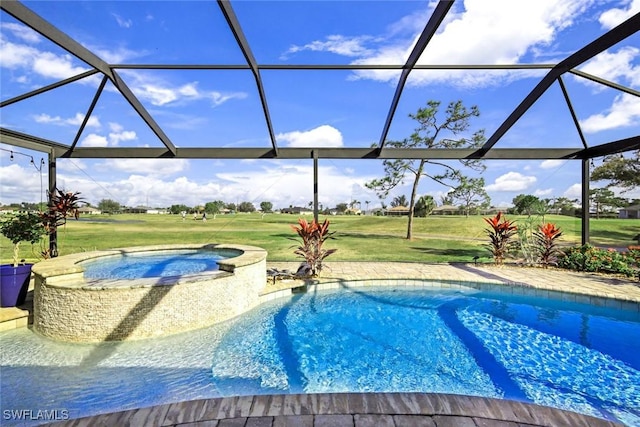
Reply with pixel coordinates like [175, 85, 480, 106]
[0, 283, 33, 332]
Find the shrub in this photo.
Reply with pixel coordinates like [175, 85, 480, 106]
[558, 244, 639, 277]
[290, 218, 337, 277]
[533, 222, 563, 267]
[483, 212, 518, 265]
[0, 212, 46, 267]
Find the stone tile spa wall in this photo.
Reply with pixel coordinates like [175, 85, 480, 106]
[32, 244, 267, 342]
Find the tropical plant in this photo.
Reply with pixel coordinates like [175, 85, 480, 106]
[0, 212, 46, 267]
[40, 188, 84, 258]
[533, 222, 563, 267]
[516, 216, 537, 265]
[290, 218, 337, 277]
[484, 212, 518, 265]
[414, 195, 436, 217]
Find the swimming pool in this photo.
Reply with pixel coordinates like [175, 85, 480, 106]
[1, 285, 639, 426]
[80, 249, 229, 279]
[30, 244, 267, 342]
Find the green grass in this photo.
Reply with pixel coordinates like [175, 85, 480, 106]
[1, 213, 637, 264]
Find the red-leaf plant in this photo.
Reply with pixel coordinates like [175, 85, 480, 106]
[533, 222, 563, 267]
[290, 218, 337, 277]
[39, 188, 84, 258]
[484, 212, 518, 265]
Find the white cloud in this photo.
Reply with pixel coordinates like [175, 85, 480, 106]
[119, 71, 247, 107]
[485, 171, 537, 192]
[0, 163, 47, 204]
[109, 130, 137, 145]
[80, 134, 109, 147]
[579, 93, 640, 133]
[281, 35, 377, 59]
[92, 46, 143, 64]
[99, 158, 189, 176]
[1, 22, 41, 44]
[540, 159, 566, 169]
[599, 0, 640, 29]
[563, 183, 582, 200]
[105, 122, 137, 145]
[0, 37, 89, 80]
[277, 125, 344, 147]
[347, 0, 592, 87]
[579, 46, 640, 88]
[78, 122, 136, 147]
[35, 112, 101, 128]
[214, 163, 376, 209]
[112, 13, 133, 29]
[534, 188, 554, 197]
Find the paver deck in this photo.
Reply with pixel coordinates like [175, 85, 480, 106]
[6, 262, 637, 427]
[47, 393, 623, 426]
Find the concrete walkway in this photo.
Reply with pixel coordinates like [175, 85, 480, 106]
[15, 262, 640, 427]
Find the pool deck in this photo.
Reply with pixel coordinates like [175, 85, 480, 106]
[4, 262, 638, 427]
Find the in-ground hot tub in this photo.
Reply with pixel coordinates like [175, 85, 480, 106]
[31, 244, 267, 342]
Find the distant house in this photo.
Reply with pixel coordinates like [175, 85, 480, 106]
[123, 206, 147, 214]
[280, 207, 313, 215]
[344, 208, 361, 215]
[78, 206, 101, 215]
[432, 205, 460, 215]
[619, 205, 640, 219]
[385, 206, 410, 216]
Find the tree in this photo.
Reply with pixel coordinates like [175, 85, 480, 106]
[366, 100, 485, 239]
[169, 204, 190, 215]
[225, 202, 236, 211]
[591, 151, 640, 191]
[448, 177, 490, 217]
[512, 194, 541, 216]
[237, 201, 256, 213]
[391, 195, 408, 207]
[589, 188, 626, 219]
[260, 201, 273, 212]
[550, 197, 577, 216]
[98, 199, 121, 213]
[335, 203, 348, 213]
[414, 195, 436, 217]
[533, 199, 551, 222]
[440, 194, 454, 206]
[205, 200, 225, 214]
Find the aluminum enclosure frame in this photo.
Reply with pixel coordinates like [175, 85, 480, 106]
[1, 0, 639, 246]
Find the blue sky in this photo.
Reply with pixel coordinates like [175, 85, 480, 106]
[1, 0, 639, 210]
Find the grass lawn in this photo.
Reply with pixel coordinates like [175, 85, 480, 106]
[1, 212, 637, 264]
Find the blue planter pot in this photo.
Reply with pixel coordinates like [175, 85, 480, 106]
[0, 264, 33, 307]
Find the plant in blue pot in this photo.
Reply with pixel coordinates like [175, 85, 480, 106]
[0, 211, 46, 307]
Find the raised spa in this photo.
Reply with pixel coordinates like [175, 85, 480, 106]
[31, 244, 267, 342]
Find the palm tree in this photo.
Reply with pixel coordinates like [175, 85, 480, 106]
[391, 195, 408, 207]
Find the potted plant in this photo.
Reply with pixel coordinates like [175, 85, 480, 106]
[0, 211, 46, 307]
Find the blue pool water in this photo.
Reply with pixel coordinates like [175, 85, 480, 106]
[80, 250, 226, 279]
[1, 286, 639, 426]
